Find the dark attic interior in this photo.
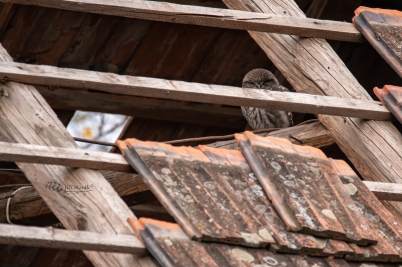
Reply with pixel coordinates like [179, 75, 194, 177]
[0, 0, 402, 266]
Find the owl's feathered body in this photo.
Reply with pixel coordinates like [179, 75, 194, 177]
[241, 69, 294, 130]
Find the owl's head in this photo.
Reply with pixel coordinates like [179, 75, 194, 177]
[242, 69, 279, 89]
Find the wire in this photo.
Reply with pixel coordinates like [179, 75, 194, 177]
[5, 186, 33, 224]
[73, 119, 319, 147]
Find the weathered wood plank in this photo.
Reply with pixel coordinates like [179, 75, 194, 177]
[0, 0, 364, 42]
[364, 181, 402, 201]
[0, 45, 154, 266]
[0, 170, 150, 223]
[0, 141, 133, 172]
[221, 0, 402, 216]
[0, 223, 145, 254]
[0, 62, 391, 120]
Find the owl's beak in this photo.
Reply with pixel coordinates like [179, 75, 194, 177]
[257, 84, 261, 89]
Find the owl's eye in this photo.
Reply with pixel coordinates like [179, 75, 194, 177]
[243, 82, 255, 87]
[263, 80, 275, 85]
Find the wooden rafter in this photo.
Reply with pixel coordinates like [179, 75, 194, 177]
[0, 223, 145, 253]
[0, 62, 391, 120]
[0, 45, 155, 266]
[0, 0, 363, 42]
[221, 0, 402, 214]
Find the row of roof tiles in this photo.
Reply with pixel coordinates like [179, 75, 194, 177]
[129, 217, 402, 267]
[117, 131, 402, 263]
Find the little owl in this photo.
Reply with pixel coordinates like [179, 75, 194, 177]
[241, 69, 294, 130]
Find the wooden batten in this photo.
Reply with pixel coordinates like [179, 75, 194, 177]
[221, 0, 402, 216]
[0, 223, 146, 254]
[0, 0, 363, 42]
[0, 62, 391, 120]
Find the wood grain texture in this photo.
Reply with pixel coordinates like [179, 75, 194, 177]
[0, 62, 391, 120]
[0, 0, 363, 42]
[221, 0, 402, 214]
[0, 170, 149, 223]
[0, 224, 145, 254]
[364, 181, 402, 201]
[0, 45, 155, 267]
[0, 141, 133, 172]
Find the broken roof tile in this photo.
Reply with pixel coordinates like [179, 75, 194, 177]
[117, 138, 352, 255]
[374, 85, 402, 125]
[235, 131, 377, 245]
[128, 217, 355, 267]
[353, 7, 402, 78]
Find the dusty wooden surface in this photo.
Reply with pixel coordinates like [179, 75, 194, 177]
[0, 141, 133, 172]
[364, 181, 402, 201]
[0, 45, 155, 267]
[0, 170, 149, 223]
[0, 224, 145, 254]
[0, 62, 391, 120]
[221, 0, 402, 215]
[0, 0, 363, 42]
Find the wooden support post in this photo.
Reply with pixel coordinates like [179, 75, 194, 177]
[0, 46, 155, 266]
[221, 0, 402, 215]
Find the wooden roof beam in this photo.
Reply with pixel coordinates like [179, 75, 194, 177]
[0, 45, 155, 266]
[0, 0, 364, 42]
[0, 223, 145, 253]
[0, 62, 391, 120]
[221, 0, 402, 213]
[0, 140, 134, 173]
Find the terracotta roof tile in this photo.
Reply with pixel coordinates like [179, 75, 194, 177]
[332, 159, 402, 262]
[353, 7, 402, 78]
[235, 132, 377, 245]
[129, 217, 355, 267]
[117, 138, 353, 255]
[374, 85, 402, 125]
[117, 135, 402, 262]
